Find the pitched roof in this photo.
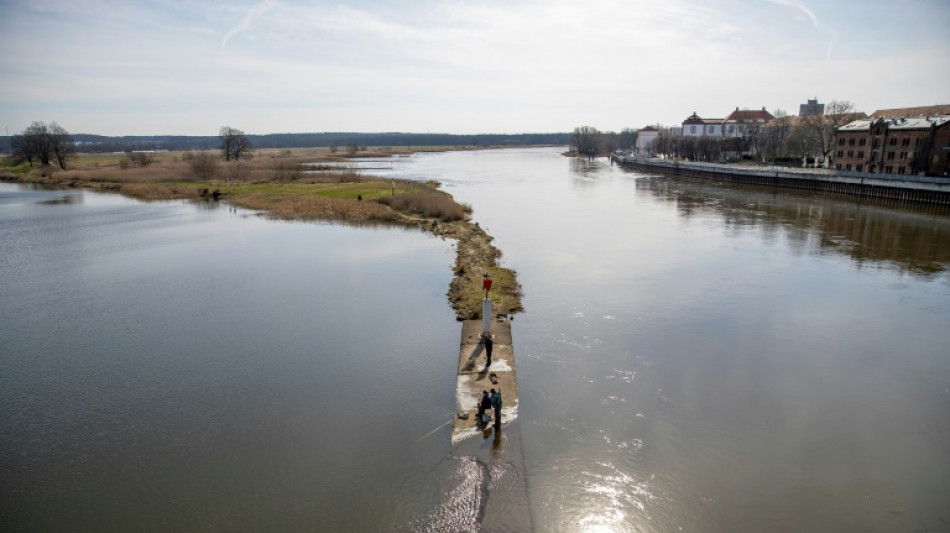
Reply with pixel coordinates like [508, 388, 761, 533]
[838, 115, 950, 132]
[682, 112, 704, 125]
[871, 105, 950, 118]
[724, 108, 774, 123]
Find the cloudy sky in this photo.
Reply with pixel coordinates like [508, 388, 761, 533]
[1, 0, 947, 136]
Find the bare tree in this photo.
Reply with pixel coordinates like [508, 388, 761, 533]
[758, 116, 794, 163]
[803, 100, 856, 165]
[48, 122, 75, 169]
[619, 128, 638, 151]
[23, 122, 53, 167]
[219, 126, 252, 161]
[570, 126, 602, 156]
[8, 134, 34, 166]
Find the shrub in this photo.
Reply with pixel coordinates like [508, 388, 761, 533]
[189, 153, 218, 181]
[376, 192, 471, 221]
[273, 162, 302, 182]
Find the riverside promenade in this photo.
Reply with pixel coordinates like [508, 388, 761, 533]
[619, 156, 950, 207]
[449, 312, 533, 531]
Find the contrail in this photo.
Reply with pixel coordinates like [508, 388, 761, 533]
[763, 0, 836, 61]
[222, 0, 274, 49]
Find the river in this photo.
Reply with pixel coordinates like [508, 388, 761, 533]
[2, 147, 949, 532]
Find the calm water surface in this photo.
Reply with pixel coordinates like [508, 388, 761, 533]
[0, 185, 461, 531]
[2, 147, 949, 532]
[384, 148, 950, 532]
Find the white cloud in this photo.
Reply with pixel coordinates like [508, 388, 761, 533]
[0, 0, 947, 135]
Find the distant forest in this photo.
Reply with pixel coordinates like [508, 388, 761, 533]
[0, 132, 570, 154]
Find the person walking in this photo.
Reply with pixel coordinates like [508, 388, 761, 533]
[484, 333, 493, 370]
[490, 388, 502, 429]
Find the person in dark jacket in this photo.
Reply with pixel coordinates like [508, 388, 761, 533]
[490, 388, 502, 428]
[478, 390, 492, 424]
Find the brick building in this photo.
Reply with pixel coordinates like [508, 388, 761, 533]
[834, 114, 950, 176]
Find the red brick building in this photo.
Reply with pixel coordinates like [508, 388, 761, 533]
[834, 114, 950, 176]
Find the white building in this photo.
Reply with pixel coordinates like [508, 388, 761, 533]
[681, 108, 775, 138]
[636, 126, 658, 156]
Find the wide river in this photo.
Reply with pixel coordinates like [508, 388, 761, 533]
[2, 147, 948, 531]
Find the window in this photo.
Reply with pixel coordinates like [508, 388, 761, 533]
[873, 139, 882, 148]
[857, 151, 864, 158]
[836, 163, 841, 170]
[898, 167, 905, 174]
[856, 164, 863, 172]
[838, 138, 845, 146]
[728, 125, 734, 133]
[859, 138, 866, 146]
[902, 138, 910, 146]
[690, 126, 696, 134]
[887, 152, 895, 160]
[885, 166, 893, 173]
[837, 150, 843, 158]
[899, 152, 906, 159]
[848, 150, 854, 158]
[889, 138, 897, 146]
[846, 164, 852, 170]
[708, 126, 714, 134]
[849, 138, 855, 146]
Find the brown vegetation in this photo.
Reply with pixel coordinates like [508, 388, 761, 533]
[1, 147, 522, 319]
[376, 192, 472, 221]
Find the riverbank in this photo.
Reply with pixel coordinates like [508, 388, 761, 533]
[1, 148, 522, 320]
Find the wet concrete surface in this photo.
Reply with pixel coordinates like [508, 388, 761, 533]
[450, 316, 533, 531]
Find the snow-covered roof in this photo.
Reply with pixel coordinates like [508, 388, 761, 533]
[838, 115, 950, 132]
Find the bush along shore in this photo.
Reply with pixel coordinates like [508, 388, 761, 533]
[1, 147, 523, 320]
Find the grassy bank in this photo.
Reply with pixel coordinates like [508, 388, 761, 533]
[2, 148, 522, 319]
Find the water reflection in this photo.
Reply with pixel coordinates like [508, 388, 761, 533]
[637, 176, 950, 277]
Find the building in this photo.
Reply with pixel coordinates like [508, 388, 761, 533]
[722, 107, 775, 138]
[682, 112, 724, 137]
[799, 98, 824, 116]
[871, 105, 950, 119]
[834, 115, 950, 176]
[636, 126, 659, 156]
[680, 107, 774, 138]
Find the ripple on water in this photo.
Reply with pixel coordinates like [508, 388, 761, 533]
[408, 456, 486, 532]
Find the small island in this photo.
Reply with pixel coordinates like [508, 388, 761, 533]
[1, 145, 523, 320]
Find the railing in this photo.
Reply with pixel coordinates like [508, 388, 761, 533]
[619, 157, 950, 186]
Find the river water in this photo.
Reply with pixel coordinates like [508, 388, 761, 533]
[2, 147, 949, 531]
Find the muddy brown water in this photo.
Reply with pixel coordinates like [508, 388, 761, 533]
[3, 146, 949, 531]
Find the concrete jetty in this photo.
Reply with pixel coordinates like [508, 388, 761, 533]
[452, 316, 518, 442]
[449, 310, 533, 531]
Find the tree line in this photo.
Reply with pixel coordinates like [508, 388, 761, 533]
[1, 131, 571, 155]
[569, 126, 638, 156]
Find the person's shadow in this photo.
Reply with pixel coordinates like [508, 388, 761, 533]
[461, 343, 487, 377]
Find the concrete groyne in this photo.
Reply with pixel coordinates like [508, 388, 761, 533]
[619, 157, 950, 207]
[448, 312, 533, 531]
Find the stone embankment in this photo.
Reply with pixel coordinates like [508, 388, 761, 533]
[619, 156, 950, 206]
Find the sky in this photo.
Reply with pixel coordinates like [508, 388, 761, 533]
[1, 0, 948, 136]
